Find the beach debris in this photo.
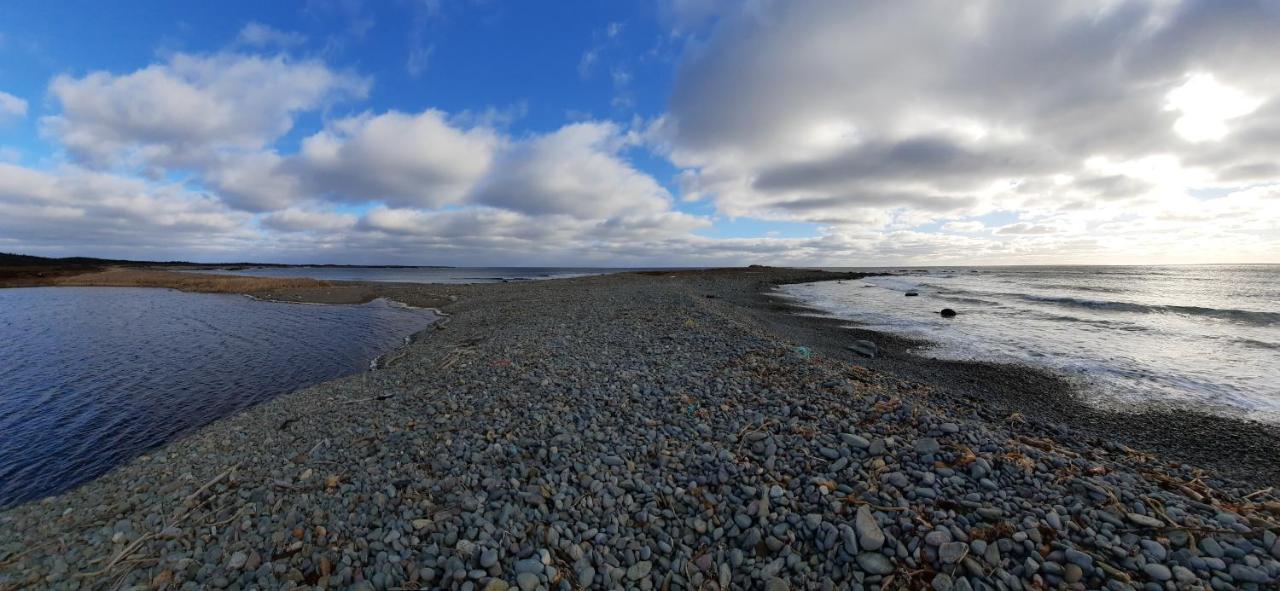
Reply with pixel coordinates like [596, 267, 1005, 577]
[847, 340, 879, 358]
[792, 346, 812, 360]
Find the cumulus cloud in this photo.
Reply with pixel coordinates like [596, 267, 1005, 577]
[0, 91, 28, 121]
[472, 122, 672, 218]
[43, 52, 367, 168]
[8, 1, 1279, 265]
[259, 208, 356, 233]
[0, 163, 252, 258]
[296, 110, 499, 208]
[665, 0, 1280, 246]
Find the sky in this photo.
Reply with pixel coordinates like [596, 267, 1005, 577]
[0, 0, 1278, 266]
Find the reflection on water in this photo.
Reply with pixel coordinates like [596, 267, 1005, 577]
[0, 287, 438, 508]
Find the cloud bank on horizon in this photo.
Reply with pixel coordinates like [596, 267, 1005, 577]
[0, 0, 1277, 266]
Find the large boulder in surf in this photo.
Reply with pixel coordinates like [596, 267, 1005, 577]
[905, 291, 919, 297]
[847, 340, 878, 358]
[940, 308, 957, 318]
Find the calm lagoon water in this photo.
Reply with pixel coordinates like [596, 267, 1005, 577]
[784, 265, 1280, 422]
[183, 266, 649, 284]
[0, 287, 438, 507]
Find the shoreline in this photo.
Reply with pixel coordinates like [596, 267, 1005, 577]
[3, 268, 1279, 589]
[748, 281, 1280, 489]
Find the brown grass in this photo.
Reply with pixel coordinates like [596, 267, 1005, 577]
[52, 268, 331, 294]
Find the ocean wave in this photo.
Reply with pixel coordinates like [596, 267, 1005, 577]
[1021, 295, 1280, 326]
[935, 295, 1001, 306]
[1035, 283, 1127, 294]
[1235, 338, 1280, 351]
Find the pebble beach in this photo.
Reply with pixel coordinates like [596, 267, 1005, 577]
[2, 267, 1279, 590]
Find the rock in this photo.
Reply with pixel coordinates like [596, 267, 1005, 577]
[939, 542, 968, 564]
[905, 291, 919, 297]
[577, 566, 595, 586]
[480, 549, 499, 568]
[856, 552, 894, 575]
[514, 558, 543, 574]
[940, 308, 957, 318]
[1126, 512, 1164, 528]
[1142, 563, 1171, 581]
[764, 577, 789, 591]
[841, 433, 871, 448]
[932, 573, 954, 591]
[1199, 537, 1225, 558]
[1063, 563, 1084, 584]
[226, 551, 247, 570]
[847, 340, 878, 358]
[925, 530, 951, 546]
[1064, 548, 1093, 569]
[855, 506, 885, 551]
[483, 580, 510, 591]
[1228, 564, 1272, 584]
[627, 561, 652, 581]
[1138, 539, 1167, 562]
[914, 437, 941, 455]
[515, 572, 539, 591]
[839, 524, 858, 555]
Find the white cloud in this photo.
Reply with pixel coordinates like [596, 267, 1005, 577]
[260, 208, 356, 233]
[9, 2, 1279, 266]
[406, 44, 434, 78]
[236, 22, 306, 47]
[473, 122, 672, 219]
[0, 91, 28, 121]
[0, 163, 252, 258]
[1165, 73, 1264, 143]
[44, 52, 367, 168]
[296, 109, 500, 208]
[661, 0, 1280, 261]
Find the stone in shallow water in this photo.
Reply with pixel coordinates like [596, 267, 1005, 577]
[847, 340, 878, 358]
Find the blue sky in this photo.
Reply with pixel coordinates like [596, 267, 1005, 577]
[2, 2, 675, 175]
[0, 1, 1277, 265]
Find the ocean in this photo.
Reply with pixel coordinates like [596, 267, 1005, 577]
[781, 265, 1279, 422]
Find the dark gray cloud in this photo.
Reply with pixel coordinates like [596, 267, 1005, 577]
[754, 136, 1058, 194]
